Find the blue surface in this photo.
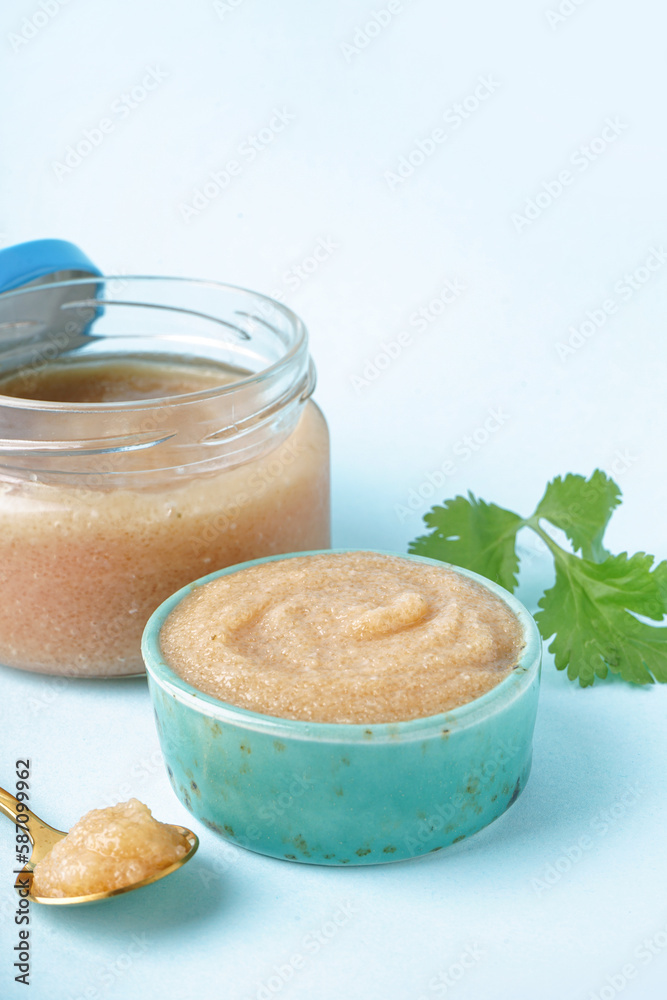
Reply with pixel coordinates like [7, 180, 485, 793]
[1, 1, 666, 998]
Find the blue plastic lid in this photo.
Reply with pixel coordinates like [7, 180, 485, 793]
[0, 239, 101, 294]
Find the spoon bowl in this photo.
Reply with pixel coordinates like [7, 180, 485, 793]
[1, 787, 198, 906]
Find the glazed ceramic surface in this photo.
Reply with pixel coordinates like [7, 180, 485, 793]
[143, 551, 542, 866]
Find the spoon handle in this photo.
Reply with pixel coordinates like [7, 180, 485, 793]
[0, 786, 66, 861]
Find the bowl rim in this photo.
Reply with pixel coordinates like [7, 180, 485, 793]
[142, 549, 542, 744]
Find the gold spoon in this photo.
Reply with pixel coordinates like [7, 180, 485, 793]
[0, 787, 198, 906]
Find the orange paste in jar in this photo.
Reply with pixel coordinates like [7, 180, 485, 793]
[0, 358, 330, 676]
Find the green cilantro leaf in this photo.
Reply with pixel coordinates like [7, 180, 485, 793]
[534, 470, 621, 561]
[408, 493, 524, 592]
[409, 470, 667, 689]
[535, 551, 667, 685]
[653, 560, 667, 608]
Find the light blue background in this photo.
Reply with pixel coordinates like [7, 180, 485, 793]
[1, 1, 666, 998]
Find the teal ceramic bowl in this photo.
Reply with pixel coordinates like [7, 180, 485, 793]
[142, 550, 541, 866]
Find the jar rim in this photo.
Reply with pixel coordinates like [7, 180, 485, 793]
[0, 274, 308, 412]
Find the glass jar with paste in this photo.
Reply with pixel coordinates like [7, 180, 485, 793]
[0, 276, 330, 676]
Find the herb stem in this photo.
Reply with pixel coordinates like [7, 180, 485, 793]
[524, 516, 566, 563]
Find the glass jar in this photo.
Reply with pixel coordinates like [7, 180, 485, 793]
[0, 276, 330, 677]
